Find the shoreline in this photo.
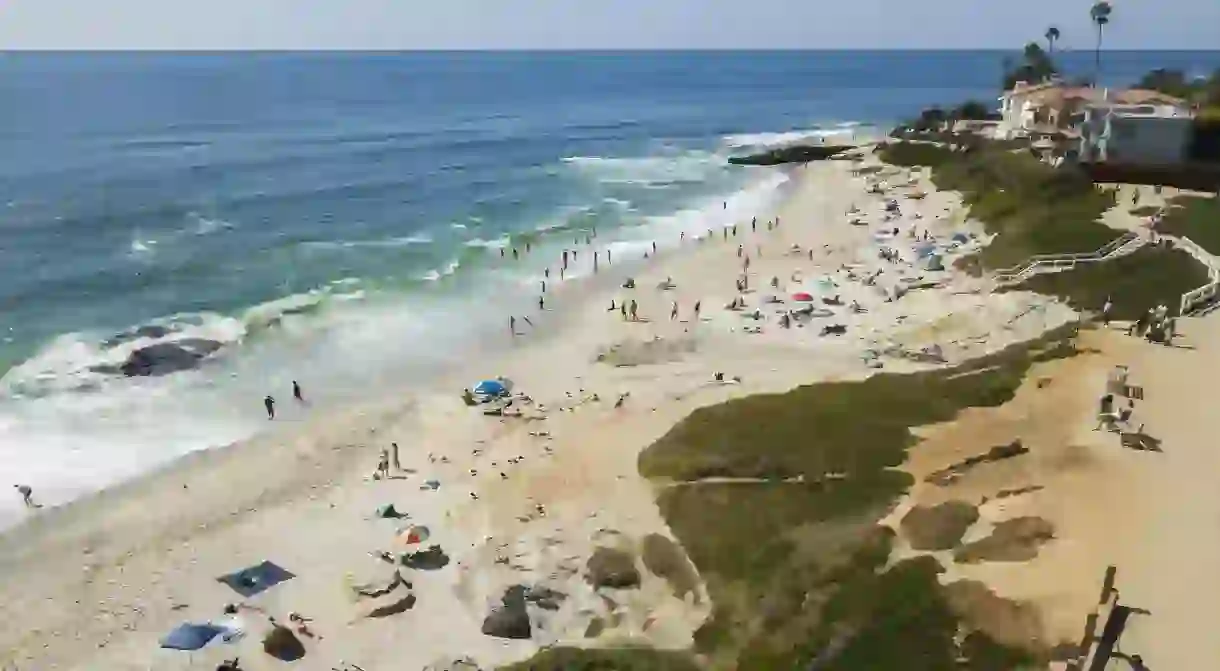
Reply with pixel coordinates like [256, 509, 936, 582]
[0, 151, 1082, 670]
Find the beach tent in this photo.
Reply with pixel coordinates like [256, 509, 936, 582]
[160, 623, 225, 651]
[791, 292, 814, 302]
[472, 379, 508, 397]
[216, 560, 296, 598]
[396, 524, 431, 545]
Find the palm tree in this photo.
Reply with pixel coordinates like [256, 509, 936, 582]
[1045, 26, 1061, 55]
[1090, 2, 1113, 87]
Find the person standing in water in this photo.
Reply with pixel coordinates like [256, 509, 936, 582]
[292, 380, 304, 403]
[264, 395, 275, 420]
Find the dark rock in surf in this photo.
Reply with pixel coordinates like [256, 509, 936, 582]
[118, 339, 223, 377]
[728, 144, 857, 166]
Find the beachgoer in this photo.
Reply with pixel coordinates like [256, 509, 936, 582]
[607, 249, 612, 264]
[723, 201, 726, 210]
[751, 220, 756, 232]
[620, 302, 627, 319]
[694, 301, 701, 319]
[292, 380, 304, 403]
[670, 301, 678, 321]
[264, 395, 275, 420]
[775, 216, 780, 228]
[377, 449, 390, 479]
[544, 267, 550, 279]
[609, 299, 616, 311]
[629, 300, 638, 321]
[510, 316, 517, 336]
[14, 484, 34, 509]
[541, 280, 546, 293]
[512, 248, 518, 260]
[1101, 297, 1113, 326]
[500, 248, 505, 258]
[732, 225, 737, 235]
[652, 241, 657, 254]
[562, 250, 568, 268]
[737, 244, 743, 258]
[723, 228, 728, 240]
[538, 295, 545, 310]
[594, 252, 599, 271]
[390, 442, 401, 471]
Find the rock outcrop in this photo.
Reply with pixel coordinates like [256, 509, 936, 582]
[117, 338, 223, 377]
[481, 585, 532, 640]
[728, 144, 856, 166]
[586, 547, 641, 589]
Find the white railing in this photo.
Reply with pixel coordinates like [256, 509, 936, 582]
[992, 232, 1143, 285]
[1168, 235, 1220, 316]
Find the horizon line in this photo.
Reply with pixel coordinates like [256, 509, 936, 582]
[2, 47, 1219, 54]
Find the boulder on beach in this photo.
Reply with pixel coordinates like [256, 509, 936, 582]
[118, 338, 223, 377]
[586, 546, 641, 589]
[481, 585, 532, 640]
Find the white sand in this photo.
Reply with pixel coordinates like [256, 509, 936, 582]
[0, 153, 1080, 671]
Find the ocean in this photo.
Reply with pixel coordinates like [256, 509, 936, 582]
[2, 50, 1217, 524]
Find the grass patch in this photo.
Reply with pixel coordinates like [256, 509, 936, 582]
[878, 142, 1118, 271]
[641, 330, 1077, 670]
[1012, 245, 1209, 320]
[1157, 195, 1220, 255]
[498, 647, 703, 670]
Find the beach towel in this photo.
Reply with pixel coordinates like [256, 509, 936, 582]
[160, 623, 225, 651]
[216, 560, 296, 598]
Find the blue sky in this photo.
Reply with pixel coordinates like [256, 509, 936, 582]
[0, 0, 1217, 50]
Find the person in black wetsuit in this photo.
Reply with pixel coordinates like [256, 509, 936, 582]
[292, 381, 304, 403]
[264, 395, 275, 420]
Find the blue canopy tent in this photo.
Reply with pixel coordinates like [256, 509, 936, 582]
[160, 623, 225, 651]
[472, 379, 509, 397]
[216, 560, 296, 598]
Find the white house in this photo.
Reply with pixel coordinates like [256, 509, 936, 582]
[1076, 103, 1196, 165]
[997, 80, 1062, 139]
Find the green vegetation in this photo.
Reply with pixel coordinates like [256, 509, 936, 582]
[502, 332, 1077, 670]
[878, 140, 1208, 318]
[1001, 42, 1058, 91]
[643, 332, 1077, 670]
[1014, 245, 1209, 320]
[1133, 67, 1220, 106]
[498, 647, 702, 671]
[1157, 195, 1220, 255]
[878, 142, 1117, 270]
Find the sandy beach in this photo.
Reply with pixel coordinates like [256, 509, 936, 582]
[0, 151, 1100, 671]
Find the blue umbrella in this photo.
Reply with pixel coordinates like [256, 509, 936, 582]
[160, 623, 225, 651]
[472, 379, 507, 397]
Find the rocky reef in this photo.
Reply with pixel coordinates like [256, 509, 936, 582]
[727, 143, 856, 166]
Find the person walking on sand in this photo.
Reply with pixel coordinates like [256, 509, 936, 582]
[652, 241, 657, 254]
[1101, 296, 1113, 326]
[629, 300, 638, 321]
[594, 251, 599, 272]
[14, 484, 35, 509]
[607, 249, 612, 264]
[264, 395, 275, 420]
[670, 301, 678, 321]
[540, 280, 546, 294]
[510, 316, 517, 336]
[620, 302, 627, 319]
[538, 295, 545, 310]
[376, 449, 390, 480]
[737, 244, 743, 258]
[694, 301, 701, 320]
[390, 442, 401, 471]
[292, 380, 304, 404]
